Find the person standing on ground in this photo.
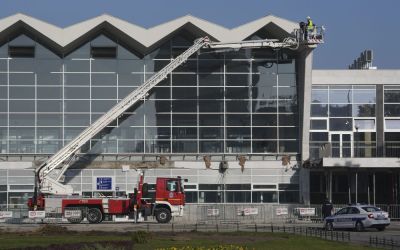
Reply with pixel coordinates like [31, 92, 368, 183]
[322, 197, 333, 219]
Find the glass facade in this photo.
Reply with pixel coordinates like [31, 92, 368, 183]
[0, 33, 299, 155]
[384, 86, 400, 156]
[310, 85, 377, 158]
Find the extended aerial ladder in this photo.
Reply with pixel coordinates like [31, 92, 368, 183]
[35, 35, 303, 197]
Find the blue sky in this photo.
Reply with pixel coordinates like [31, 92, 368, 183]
[1, 0, 399, 69]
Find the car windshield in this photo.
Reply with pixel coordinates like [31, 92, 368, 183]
[361, 206, 381, 212]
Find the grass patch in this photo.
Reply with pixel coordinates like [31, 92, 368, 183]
[0, 228, 374, 250]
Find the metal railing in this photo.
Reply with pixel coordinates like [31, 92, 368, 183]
[370, 236, 400, 249]
[2, 203, 399, 224]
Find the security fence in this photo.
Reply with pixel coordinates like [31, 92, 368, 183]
[1, 203, 399, 224]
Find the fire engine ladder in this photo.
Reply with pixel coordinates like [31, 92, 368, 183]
[37, 37, 210, 194]
[37, 36, 299, 195]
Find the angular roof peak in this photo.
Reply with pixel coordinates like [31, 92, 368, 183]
[0, 13, 299, 54]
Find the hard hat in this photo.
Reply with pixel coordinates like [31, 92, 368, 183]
[306, 16, 311, 19]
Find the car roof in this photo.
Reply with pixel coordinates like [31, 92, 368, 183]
[345, 205, 379, 209]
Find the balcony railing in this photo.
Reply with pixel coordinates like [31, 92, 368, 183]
[310, 141, 400, 159]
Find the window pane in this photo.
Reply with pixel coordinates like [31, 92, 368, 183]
[172, 127, 196, 139]
[385, 104, 400, 117]
[226, 140, 251, 153]
[279, 191, 299, 203]
[199, 87, 224, 99]
[310, 120, 327, 130]
[9, 73, 35, 85]
[329, 89, 352, 103]
[199, 141, 223, 153]
[330, 104, 352, 117]
[37, 100, 62, 112]
[226, 87, 249, 99]
[199, 191, 223, 203]
[9, 114, 35, 126]
[353, 104, 375, 117]
[252, 191, 278, 203]
[37, 87, 62, 99]
[384, 90, 400, 103]
[311, 104, 328, 117]
[226, 100, 250, 113]
[354, 119, 375, 130]
[252, 141, 277, 153]
[312, 89, 328, 103]
[92, 87, 117, 99]
[199, 127, 222, 139]
[226, 191, 251, 203]
[252, 127, 277, 139]
[329, 118, 352, 131]
[252, 114, 277, 126]
[64, 100, 90, 112]
[172, 141, 197, 153]
[225, 184, 251, 190]
[386, 119, 400, 130]
[10, 87, 34, 99]
[226, 114, 250, 126]
[92, 73, 117, 86]
[353, 89, 375, 103]
[10, 100, 34, 112]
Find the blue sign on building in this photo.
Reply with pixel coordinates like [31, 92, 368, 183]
[96, 177, 112, 190]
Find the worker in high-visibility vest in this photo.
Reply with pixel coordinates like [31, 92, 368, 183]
[306, 16, 314, 40]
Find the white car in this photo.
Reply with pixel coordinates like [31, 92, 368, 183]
[324, 205, 390, 231]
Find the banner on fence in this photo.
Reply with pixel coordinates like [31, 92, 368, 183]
[207, 208, 219, 216]
[276, 207, 288, 216]
[237, 208, 259, 216]
[64, 209, 82, 218]
[29, 211, 46, 218]
[0, 211, 13, 218]
[296, 208, 316, 216]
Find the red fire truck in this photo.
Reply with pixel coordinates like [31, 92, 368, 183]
[28, 172, 186, 224]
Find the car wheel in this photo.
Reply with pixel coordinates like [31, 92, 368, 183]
[377, 226, 386, 231]
[355, 221, 364, 232]
[325, 222, 333, 231]
[87, 208, 103, 224]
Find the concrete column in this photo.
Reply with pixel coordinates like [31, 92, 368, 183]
[376, 85, 384, 157]
[297, 48, 314, 205]
[373, 172, 376, 205]
[355, 172, 358, 203]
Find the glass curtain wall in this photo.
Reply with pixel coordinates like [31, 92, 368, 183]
[0, 33, 299, 155]
[310, 85, 376, 158]
[384, 85, 400, 156]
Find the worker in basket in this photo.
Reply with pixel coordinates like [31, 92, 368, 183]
[306, 16, 316, 40]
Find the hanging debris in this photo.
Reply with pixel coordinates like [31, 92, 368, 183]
[159, 155, 167, 165]
[203, 155, 211, 169]
[238, 155, 246, 172]
[219, 161, 229, 174]
[281, 155, 291, 166]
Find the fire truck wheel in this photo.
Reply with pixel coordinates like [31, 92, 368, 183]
[87, 208, 103, 224]
[155, 207, 171, 223]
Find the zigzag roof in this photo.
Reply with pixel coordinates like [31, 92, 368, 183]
[0, 13, 298, 55]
